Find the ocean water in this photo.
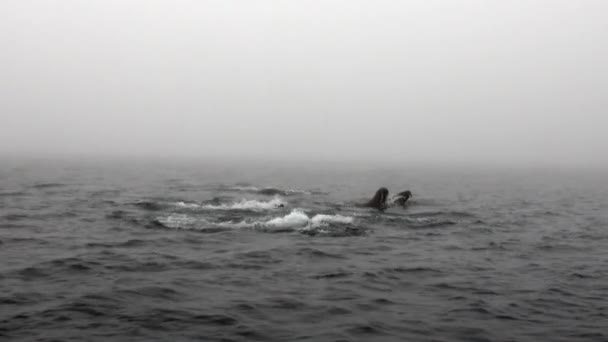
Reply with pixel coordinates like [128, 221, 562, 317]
[1, 159, 607, 342]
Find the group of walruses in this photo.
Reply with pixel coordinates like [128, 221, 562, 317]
[364, 188, 412, 211]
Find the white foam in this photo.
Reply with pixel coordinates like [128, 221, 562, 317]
[311, 213, 354, 226]
[284, 188, 312, 195]
[215, 220, 255, 228]
[173, 201, 202, 209]
[155, 209, 354, 232]
[264, 209, 354, 229]
[155, 214, 197, 229]
[229, 185, 260, 192]
[265, 209, 310, 228]
[202, 197, 286, 211]
[156, 213, 256, 230]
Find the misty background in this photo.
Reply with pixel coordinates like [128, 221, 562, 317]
[1, 0, 606, 167]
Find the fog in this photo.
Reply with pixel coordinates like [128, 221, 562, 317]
[1, 1, 607, 167]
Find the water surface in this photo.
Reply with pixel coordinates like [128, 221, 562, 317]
[1, 159, 607, 341]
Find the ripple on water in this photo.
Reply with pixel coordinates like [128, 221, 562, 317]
[312, 271, 353, 280]
[295, 247, 346, 259]
[30, 183, 66, 189]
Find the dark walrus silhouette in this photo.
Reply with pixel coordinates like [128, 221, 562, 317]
[363, 188, 413, 211]
[365, 187, 389, 211]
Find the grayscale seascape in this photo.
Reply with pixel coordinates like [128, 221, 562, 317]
[2, 1, 607, 341]
[1, 160, 606, 341]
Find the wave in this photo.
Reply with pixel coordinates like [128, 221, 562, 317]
[216, 185, 312, 196]
[404, 216, 457, 228]
[152, 209, 355, 234]
[31, 183, 66, 189]
[408, 211, 475, 219]
[3, 213, 29, 221]
[173, 197, 286, 211]
[152, 214, 249, 231]
[153, 214, 197, 229]
[132, 201, 165, 211]
[0, 191, 26, 197]
[310, 213, 354, 227]
[173, 201, 203, 209]
[265, 210, 309, 228]
[266, 210, 354, 229]
[151, 214, 240, 233]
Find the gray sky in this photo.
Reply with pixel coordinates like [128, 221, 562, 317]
[1, 0, 607, 166]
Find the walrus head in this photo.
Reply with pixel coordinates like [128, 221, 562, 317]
[367, 187, 389, 211]
[394, 190, 413, 207]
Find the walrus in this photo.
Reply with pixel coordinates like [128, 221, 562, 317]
[361, 188, 412, 211]
[393, 190, 413, 207]
[365, 187, 389, 211]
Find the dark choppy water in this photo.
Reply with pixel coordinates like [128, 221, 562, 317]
[1, 159, 607, 341]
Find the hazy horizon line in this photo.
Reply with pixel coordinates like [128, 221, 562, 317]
[2, 150, 607, 173]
